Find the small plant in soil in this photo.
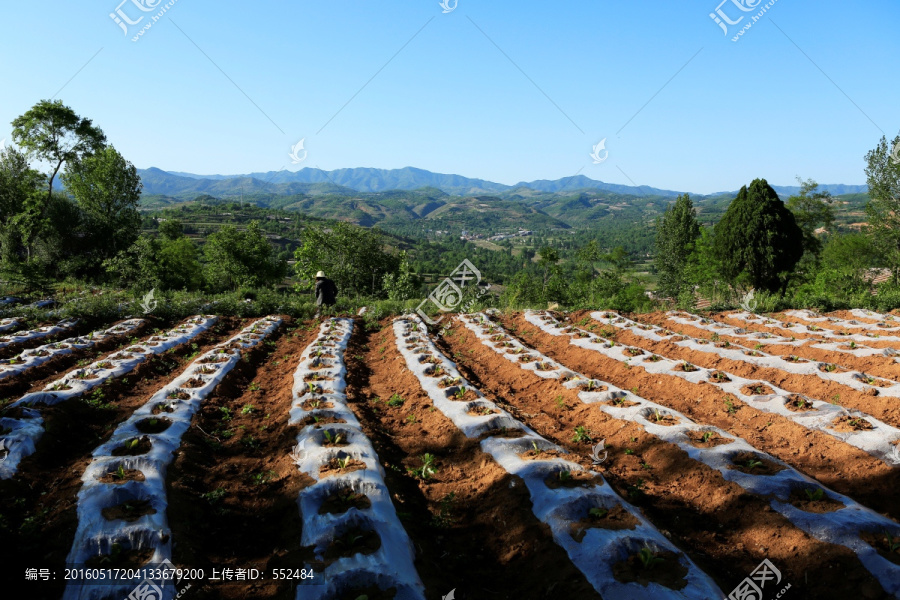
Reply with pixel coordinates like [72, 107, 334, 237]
[884, 531, 900, 554]
[572, 426, 592, 443]
[743, 459, 763, 471]
[627, 478, 645, 499]
[337, 457, 351, 470]
[624, 449, 634, 455]
[701, 432, 714, 443]
[679, 361, 697, 372]
[822, 363, 838, 373]
[557, 470, 573, 483]
[241, 404, 254, 415]
[322, 429, 345, 446]
[804, 488, 825, 502]
[405, 414, 417, 424]
[724, 398, 737, 415]
[387, 394, 405, 407]
[167, 389, 190, 400]
[710, 371, 730, 383]
[111, 465, 127, 480]
[453, 387, 467, 400]
[638, 546, 665, 570]
[220, 407, 233, 421]
[647, 355, 662, 362]
[251, 470, 277, 486]
[248, 382, 261, 392]
[408, 453, 438, 480]
[588, 507, 609, 519]
[530, 441, 543, 455]
[554, 395, 566, 409]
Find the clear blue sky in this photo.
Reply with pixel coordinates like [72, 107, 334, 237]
[1, 0, 897, 194]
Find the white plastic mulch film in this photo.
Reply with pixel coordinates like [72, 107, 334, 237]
[0, 319, 145, 382]
[0, 317, 216, 480]
[467, 312, 900, 596]
[442, 315, 723, 599]
[290, 317, 426, 600]
[62, 316, 281, 600]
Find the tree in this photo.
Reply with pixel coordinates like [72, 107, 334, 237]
[204, 221, 286, 291]
[158, 218, 185, 240]
[105, 234, 203, 291]
[382, 251, 422, 301]
[713, 178, 804, 294]
[293, 222, 398, 296]
[538, 246, 559, 285]
[654, 193, 700, 298]
[815, 233, 880, 296]
[11, 100, 106, 206]
[864, 132, 900, 283]
[0, 146, 45, 266]
[62, 146, 142, 271]
[786, 178, 834, 259]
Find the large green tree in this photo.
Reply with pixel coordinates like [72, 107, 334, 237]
[786, 178, 834, 259]
[654, 193, 700, 298]
[62, 145, 142, 269]
[11, 100, 106, 205]
[864, 133, 900, 283]
[0, 146, 45, 265]
[204, 221, 286, 291]
[293, 222, 399, 297]
[713, 178, 803, 294]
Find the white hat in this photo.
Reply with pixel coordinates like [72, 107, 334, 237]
[316, 271, 326, 278]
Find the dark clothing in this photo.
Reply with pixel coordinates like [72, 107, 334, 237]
[315, 278, 338, 306]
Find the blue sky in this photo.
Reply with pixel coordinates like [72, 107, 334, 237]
[1, 1, 897, 194]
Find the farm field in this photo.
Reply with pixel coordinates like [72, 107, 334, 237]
[0, 309, 899, 599]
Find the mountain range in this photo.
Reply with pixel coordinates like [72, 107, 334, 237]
[143, 166, 867, 200]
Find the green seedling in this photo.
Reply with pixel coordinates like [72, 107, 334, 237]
[531, 441, 543, 455]
[638, 546, 664, 570]
[111, 465, 127, 480]
[849, 341, 857, 349]
[248, 382, 261, 392]
[241, 404, 254, 415]
[711, 333, 720, 342]
[409, 453, 437, 479]
[126, 438, 140, 450]
[743, 459, 763, 470]
[554, 395, 566, 409]
[322, 430, 344, 445]
[701, 431, 714, 443]
[387, 394, 405, 407]
[558, 470, 572, 483]
[405, 414, 417, 424]
[823, 363, 837, 373]
[804, 488, 825, 502]
[589, 507, 608, 519]
[337, 457, 351, 470]
[219, 407, 232, 421]
[725, 399, 737, 415]
[754, 343, 763, 351]
[884, 531, 900, 553]
[454, 387, 467, 400]
[624, 449, 634, 455]
[572, 426, 592, 443]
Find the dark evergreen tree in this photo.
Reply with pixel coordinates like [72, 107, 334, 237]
[713, 179, 803, 294]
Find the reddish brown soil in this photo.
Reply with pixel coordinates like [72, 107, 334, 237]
[445, 316, 889, 598]
[617, 313, 900, 430]
[166, 318, 317, 600]
[342, 320, 601, 599]
[0, 317, 243, 600]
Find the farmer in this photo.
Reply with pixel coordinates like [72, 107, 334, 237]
[314, 271, 338, 318]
